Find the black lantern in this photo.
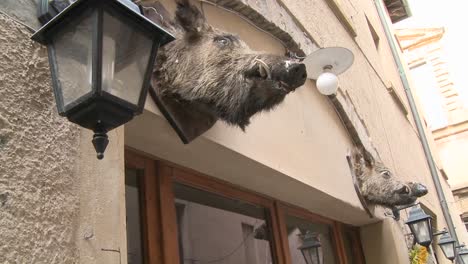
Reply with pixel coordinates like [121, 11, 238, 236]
[405, 206, 433, 247]
[438, 232, 457, 261]
[459, 247, 468, 264]
[31, 0, 174, 159]
[299, 232, 323, 264]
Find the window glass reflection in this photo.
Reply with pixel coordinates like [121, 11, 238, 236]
[285, 215, 337, 264]
[174, 183, 274, 264]
[125, 168, 144, 264]
[342, 230, 356, 264]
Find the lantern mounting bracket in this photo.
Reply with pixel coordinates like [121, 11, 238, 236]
[38, 0, 71, 25]
[433, 229, 448, 237]
[391, 202, 419, 221]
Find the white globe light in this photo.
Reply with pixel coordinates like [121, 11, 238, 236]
[316, 72, 338, 95]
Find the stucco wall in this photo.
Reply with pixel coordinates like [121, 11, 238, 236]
[0, 10, 128, 264]
[0, 13, 80, 263]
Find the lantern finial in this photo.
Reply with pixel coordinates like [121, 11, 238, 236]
[92, 125, 109, 160]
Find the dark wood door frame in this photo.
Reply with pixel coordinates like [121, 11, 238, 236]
[124, 149, 366, 264]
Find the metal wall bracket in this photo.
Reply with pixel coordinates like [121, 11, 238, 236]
[38, 0, 73, 25]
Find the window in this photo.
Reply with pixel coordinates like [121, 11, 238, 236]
[124, 150, 366, 264]
[284, 214, 337, 264]
[173, 183, 274, 264]
[410, 63, 448, 130]
[462, 214, 468, 232]
[342, 228, 365, 264]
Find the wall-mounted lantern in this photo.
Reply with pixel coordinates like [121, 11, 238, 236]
[299, 232, 323, 264]
[395, 203, 461, 263]
[405, 206, 433, 247]
[459, 246, 468, 264]
[303, 47, 354, 95]
[31, 0, 174, 159]
[438, 231, 457, 262]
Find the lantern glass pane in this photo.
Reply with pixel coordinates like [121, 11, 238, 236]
[101, 10, 153, 106]
[301, 247, 320, 264]
[410, 220, 431, 245]
[440, 243, 455, 259]
[52, 10, 95, 107]
[461, 253, 468, 264]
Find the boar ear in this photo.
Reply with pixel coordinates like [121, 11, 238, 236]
[362, 149, 375, 167]
[175, 0, 208, 37]
[351, 148, 365, 168]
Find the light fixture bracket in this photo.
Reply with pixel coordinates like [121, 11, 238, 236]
[38, 0, 72, 24]
[392, 202, 419, 220]
[303, 47, 354, 80]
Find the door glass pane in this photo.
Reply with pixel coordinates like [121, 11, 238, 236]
[125, 168, 144, 264]
[173, 183, 274, 264]
[285, 215, 337, 264]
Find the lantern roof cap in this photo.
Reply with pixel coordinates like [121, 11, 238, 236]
[298, 233, 321, 250]
[405, 206, 432, 225]
[31, 0, 174, 45]
[438, 232, 456, 245]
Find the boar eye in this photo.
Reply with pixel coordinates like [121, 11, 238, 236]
[214, 36, 231, 47]
[381, 171, 391, 179]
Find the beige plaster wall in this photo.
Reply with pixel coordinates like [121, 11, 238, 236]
[0, 13, 80, 263]
[75, 128, 127, 264]
[360, 218, 411, 264]
[282, 0, 438, 208]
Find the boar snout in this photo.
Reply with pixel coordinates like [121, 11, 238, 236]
[271, 62, 307, 92]
[409, 182, 428, 197]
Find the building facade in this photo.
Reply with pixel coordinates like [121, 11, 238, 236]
[395, 2, 468, 243]
[0, 0, 465, 263]
[394, 0, 468, 243]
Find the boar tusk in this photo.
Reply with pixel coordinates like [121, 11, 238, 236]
[258, 65, 267, 78]
[254, 58, 271, 79]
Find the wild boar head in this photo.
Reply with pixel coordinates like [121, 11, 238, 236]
[153, 0, 307, 130]
[350, 148, 428, 207]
